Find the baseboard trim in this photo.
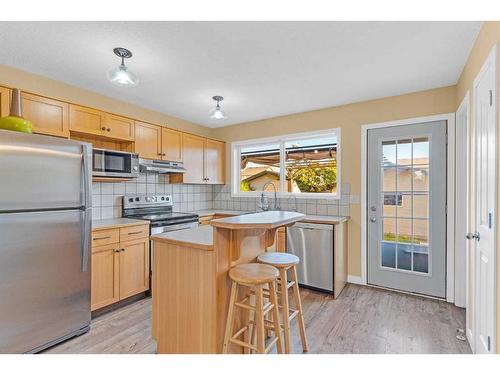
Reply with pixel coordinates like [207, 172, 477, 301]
[347, 275, 365, 285]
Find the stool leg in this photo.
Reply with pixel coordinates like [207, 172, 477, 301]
[222, 281, 238, 354]
[291, 266, 308, 352]
[242, 288, 251, 354]
[269, 280, 283, 354]
[255, 285, 266, 354]
[279, 268, 291, 353]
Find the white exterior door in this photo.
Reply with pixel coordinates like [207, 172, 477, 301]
[473, 46, 497, 354]
[367, 121, 447, 298]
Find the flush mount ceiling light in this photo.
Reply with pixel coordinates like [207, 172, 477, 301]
[107, 47, 139, 87]
[209, 96, 227, 120]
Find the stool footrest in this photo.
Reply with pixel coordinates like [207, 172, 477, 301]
[265, 336, 280, 354]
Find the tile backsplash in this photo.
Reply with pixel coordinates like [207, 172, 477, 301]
[92, 174, 350, 221]
[91, 172, 213, 220]
[212, 183, 351, 217]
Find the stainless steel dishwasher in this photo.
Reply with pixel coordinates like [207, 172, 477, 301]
[286, 222, 333, 293]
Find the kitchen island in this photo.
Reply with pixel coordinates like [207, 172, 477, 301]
[150, 210, 305, 354]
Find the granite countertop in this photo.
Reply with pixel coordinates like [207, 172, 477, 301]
[211, 211, 305, 230]
[92, 218, 150, 230]
[150, 225, 214, 251]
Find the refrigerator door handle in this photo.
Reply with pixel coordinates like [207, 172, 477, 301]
[81, 209, 91, 273]
[81, 143, 92, 209]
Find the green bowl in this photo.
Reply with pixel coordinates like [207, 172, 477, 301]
[0, 116, 33, 134]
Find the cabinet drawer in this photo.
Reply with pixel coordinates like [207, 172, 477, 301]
[119, 225, 149, 242]
[92, 228, 120, 248]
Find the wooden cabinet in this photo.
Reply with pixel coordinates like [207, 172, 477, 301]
[0, 86, 10, 117]
[103, 113, 134, 141]
[205, 139, 225, 184]
[161, 127, 183, 162]
[173, 134, 225, 184]
[69, 104, 134, 141]
[134, 121, 162, 159]
[181, 133, 206, 183]
[22, 93, 69, 138]
[91, 224, 150, 311]
[119, 238, 150, 299]
[69, 104, 104, 136]
[91, 244, 120, 310]
[277, 227, 286, 251]
[134, 122, 183, 162]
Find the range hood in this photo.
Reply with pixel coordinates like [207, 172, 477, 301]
[139, 158, 187, 174]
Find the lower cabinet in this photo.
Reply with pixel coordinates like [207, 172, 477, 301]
[91, 225, 149, 311]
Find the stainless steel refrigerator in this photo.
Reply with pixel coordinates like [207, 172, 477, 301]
[0, 129, 92, 353]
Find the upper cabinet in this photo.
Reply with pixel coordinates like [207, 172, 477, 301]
[0, 86, 10, 117]
[205, 139, 225, 184]
[22, 93, 69, 138]
[134, 121, 162, 159]
[172, 134, 225, 184]
[134, 122, 183, 162]
[161, 127, 183, 162]
[69, 104, 134, 142]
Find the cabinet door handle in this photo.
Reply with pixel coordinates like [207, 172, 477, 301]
[157, 153, 162, 156]
[121, 248, 125, 252]
[101, 126, 106, 131]
[162, 153, 166, 156]
[107, 128, 111, 132]
[115, 249, 121, 253]
[127, 231, 142, 235]
[93, 236, 111, 240]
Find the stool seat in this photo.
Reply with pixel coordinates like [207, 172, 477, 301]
[257, 252, 300, 267]
[229, 263, 279, 285]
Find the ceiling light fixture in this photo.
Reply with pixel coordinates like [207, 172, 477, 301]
[107, 47, 139, 87]
[209, 96, 227, 120]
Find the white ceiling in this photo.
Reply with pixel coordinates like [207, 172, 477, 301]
[0, 22, 481, 128]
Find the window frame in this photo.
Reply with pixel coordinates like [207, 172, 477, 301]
[231, 128, 341, 199]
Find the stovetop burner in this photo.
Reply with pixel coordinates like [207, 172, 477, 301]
[122, 194, 198, 225]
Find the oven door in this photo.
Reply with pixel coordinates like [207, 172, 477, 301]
[92, 149, 139, 178]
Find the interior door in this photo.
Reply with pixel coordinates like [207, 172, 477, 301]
[473, 48, 496, 354]
[367, 121, 447, 298]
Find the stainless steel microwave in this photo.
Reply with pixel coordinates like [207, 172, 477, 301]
[92, 148, 140, 178]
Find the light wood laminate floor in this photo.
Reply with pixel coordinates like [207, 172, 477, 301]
[45, 284, 471, 354]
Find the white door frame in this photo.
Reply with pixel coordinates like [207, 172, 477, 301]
[455, 92, 470, 309]
[456, 92, 473, 348]
[358, 113, 456, 302]
[472, 44, 497, 354]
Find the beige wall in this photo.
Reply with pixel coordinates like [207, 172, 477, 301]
[454, 21, 500, 353]
[212, 85, 457, 277]
[0, 64, 211, 137]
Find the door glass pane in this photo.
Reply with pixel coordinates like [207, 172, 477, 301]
[396, 139, 412, 165]
[397, 244, 412, 270]
[382, 167, 396, 191]
[413, 194, 429, 219]
[413, 252, 429, 273]
[413, 219, 429, 246]
[397, 167, 412, 191]
[381, 218, 396, 268]
[413, 137, 429, 165]
[397, 194, 412, 218]
[240, 143, 281, 192]
[397, 218, 412, 244]
[413, 166, 429, 192]
[382, 194, 397, 217]
[383, 217, 397, 243]
[382, 140, 396, 166]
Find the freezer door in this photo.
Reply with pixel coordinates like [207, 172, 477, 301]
[0, 130, 92, 211]
[0, 210, 91, 353]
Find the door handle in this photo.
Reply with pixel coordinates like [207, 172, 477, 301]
[93, 236, 111, 240]
[81, 210, 91, 272]
[466, 232, 480, 241]
[127, 231, 142, 235]
[370, 217, 377, 223]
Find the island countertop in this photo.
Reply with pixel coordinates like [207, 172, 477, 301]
[210, 210, 305, 230]
[150, 225, 214, 251]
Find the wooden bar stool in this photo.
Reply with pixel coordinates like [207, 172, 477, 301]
[257, 252, 308, 353]
[223, 263, 283, 354]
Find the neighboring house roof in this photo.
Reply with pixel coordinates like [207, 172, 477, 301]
[242, 169, 279, 182]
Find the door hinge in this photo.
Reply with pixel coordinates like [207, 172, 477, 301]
[490, 90, 493, 106]
[488, 336, 491, 351]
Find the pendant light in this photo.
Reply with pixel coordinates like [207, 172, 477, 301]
[107, 47, 139, 87]
[209, 96, 227, 120]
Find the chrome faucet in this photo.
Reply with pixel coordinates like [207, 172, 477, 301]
[260, 181, 280, 211]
